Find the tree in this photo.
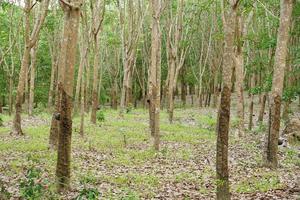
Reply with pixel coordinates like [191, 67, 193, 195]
[28, 44, 37, 116]
[119, 0, 145, 114]
[165, 0, 191, 123]
[12, 0, 49, 135]
[263, 0, 294, 169]
[149, 0, 162, 150]
[55, 0, 81, 191]
[234, 4, 254, 136]
[216, 0, 239, 199]
[90, 0, 105, 124]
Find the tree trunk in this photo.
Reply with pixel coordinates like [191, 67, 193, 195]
[263, 0, 293, 169]
[111, 80, 118, 109]
[167, 58, 176, 123]
[12, 0, 31, 135]
[258, 93, 267, 123]
[74, 44, 88, 113]
[149, 0, 162, 150]
[91, 36, 100, 124]
[12, 0, 49, 135]
[13, 45, 30, 135]
[248, 74, 255, 130]
[181, 82, 187, 107]
[49, 84, 59, 149]
[84, 58, 90, 113]
[74, 18, 89, 114]
[56, 2, 80, 191]
[90, 1, 105, 123]
[216, 1, 237, 199]
[8, 75, 13, 116]
[235, 54, 245, 135]
[79, 60, 85, 136]
[48, 57, 57, 109]
[28, 45, 37, 116]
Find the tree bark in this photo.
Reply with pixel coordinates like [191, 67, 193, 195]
[79, 59, 85, 136]
[149, 0, 162, 150]
[90, 1, 105, 124]
[216, 1, 237, 199]
[28, 45, 37, 116]
[90, 37, 100, 124]
[258, 93, 267, 123]
[8, 75, 13, 116]
[248, 74, 255, 130]
[263, 0, 293, 169]
[56, 1, 81, 191]
[48, 57, 58, 109]
[74, 22, 89, 114]
[49, 83, 59, 149]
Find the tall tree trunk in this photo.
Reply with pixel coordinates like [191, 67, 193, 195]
[90, 1, 105, 123]
[111, 80, 118, 109]
[216, 1, 237, 199]
[149, 0, 162, 150]
[28, 45, 37, 116]
[79, 60, 85, 136]
[49, 83, 59, 149]
[235, 52, 245, 135]
[48, 57, 57, 109]
[85, 57, 91, 113]
[8, 75, 13, 116]
[56, 1, 81, 191]
[74, 44, 88, 113]
[263, 0, 293, 169]
[12, 0, 31, 135]
[258, 93, 267, 123]
[167, 57, 176, 123]
[248, 74, 255, 130]
[12, 0, 49, 135]
[166, 0, 187, 123]
[91, 35, 100, 124]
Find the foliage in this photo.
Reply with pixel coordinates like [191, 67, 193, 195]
[76, 188, 101, 200]
[19, 168, 45, 200]
[96, 110, 105, 122]
[235, 173, 283, 193]
[126, 103, 133, 113]
[282, 85, 300, 102]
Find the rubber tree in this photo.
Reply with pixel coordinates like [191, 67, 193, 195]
[216, 0, 239, 199]
[90, 0, 105, 124]
[263, 0, 294, 169]
[149, 0, 163, 150]
[55, 0, 81, 191]
[12, 0, 50, 135]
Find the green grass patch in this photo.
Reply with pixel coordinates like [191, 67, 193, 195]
[234, 172, 284, 193]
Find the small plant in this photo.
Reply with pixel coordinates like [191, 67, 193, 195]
[253, 122, 267, 134]
[96, 110, 105, 122]
[76, 188, 101, 200]
[126, 103, 133, 113]
[19, 168, 45, 200]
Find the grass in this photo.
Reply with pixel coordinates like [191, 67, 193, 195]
[234, 172, 284, 193]
[0, 108, 298, 199]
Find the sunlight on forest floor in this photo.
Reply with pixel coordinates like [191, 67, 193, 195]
[0, 108, 299, 199]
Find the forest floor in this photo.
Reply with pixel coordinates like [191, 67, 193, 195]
[0, 106, 299, 199]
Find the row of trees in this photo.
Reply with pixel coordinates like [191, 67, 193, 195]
[0, 0, 299, 197]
